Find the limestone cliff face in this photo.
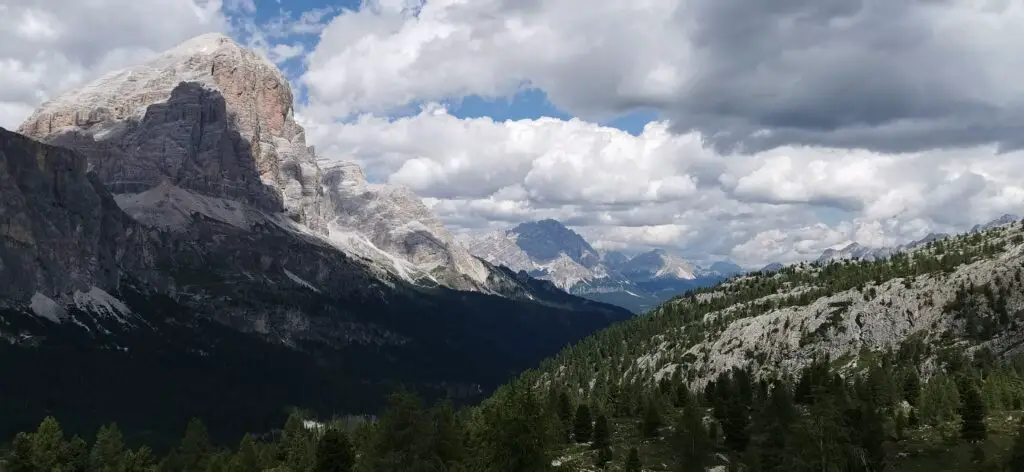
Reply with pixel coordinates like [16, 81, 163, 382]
[321, 161, 491, 290]
[0, 127, 143, 303]
[17, 33, 323, 231]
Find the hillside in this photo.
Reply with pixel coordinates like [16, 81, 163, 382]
[491, 216, 1024, 471]
[9, 213, 1024, 471]
[528, 218, 1024, 394]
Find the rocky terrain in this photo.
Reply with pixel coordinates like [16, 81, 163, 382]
[521, 217, 1024, 400]
[465, 219, 741, 312]
[0, 34, 630, 444]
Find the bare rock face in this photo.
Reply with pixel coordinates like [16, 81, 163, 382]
[18, 33, 323, 231]
[0, 127, 143, 303]
[321, 161, 491, 289]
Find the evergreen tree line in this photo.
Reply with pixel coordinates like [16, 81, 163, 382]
[10, 349, 1024, 471]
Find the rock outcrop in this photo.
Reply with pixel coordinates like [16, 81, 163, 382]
[16, 33, 538, 292]
[18, 33, 323, 230]
[321, 162, 490, 289]
[0, 127, 143, 304]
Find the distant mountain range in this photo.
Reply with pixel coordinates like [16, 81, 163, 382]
[814, 214, 1021, 264]
[464, 219, 745, 312]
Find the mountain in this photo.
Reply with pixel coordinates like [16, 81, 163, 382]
[973, 213, 1020, 233]
[0, 34, 630, 445]
[465, 220, 737, 313]
[708, 260, 745, 277]
[815, 215, 1020, 264]
[619, 249, 697, 281]
[489, 218, 1024, 470]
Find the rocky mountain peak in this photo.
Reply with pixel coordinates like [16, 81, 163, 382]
[510, 219, 599, 266]
[620, 248, 697, 280]
[17, 33, 323, 231]
[322, 161, 367, 188]
[709, 260, 744, 277]
[320, 160, 491, 289]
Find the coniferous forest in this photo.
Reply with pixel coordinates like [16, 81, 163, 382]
[7, 221, 1024, 471]
[8, 347, 1024, 471]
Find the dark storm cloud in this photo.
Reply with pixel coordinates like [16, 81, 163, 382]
[666, 0, 1020, 153]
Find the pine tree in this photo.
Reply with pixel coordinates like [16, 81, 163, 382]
[31, 416, 66, 471]
[1007, 417, 1024, 472]
[597, 445, 613, 469]
[91, 423, 126, 472]
[315, 428, 355, 472]
[427, 399, 466, 469]
[362, 391, 429, 472]
[574, 404, 593, 443]
[859, 405, 888, 471]
[556, 390, 574, 442]
[960, 382, 988, 443]
[123, 446, 156, 472]
[6, 432, 34, 472]
[467, 383, 555, 472]
[64, 435, 90, 472]
[746, 382, 796, 471]
[624, 447, 642, 472]
[592, 413, 610, 450]
[674, 404, 712, 472]
[178, 417, 213, 472]
[640, 399, 662, 438]
[903, 370, 922, 406]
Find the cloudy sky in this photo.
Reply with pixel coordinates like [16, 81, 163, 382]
[3, 0, 1024, 268]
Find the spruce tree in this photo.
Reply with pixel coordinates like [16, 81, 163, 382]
[960, 382, 988, 443]
[574, 404, 593, 443]
[556, 390, 574, 442]
[231, 434, 260, 472]
[674, 403, 712, 472]
[592, 413, 610, 450]
[315, 428, 355, 472]
[283, 413, 316, 472]
[640, 399, 662, 438]
[903, 370, 922, 406]
[64, 435, 89, 472]
[6, 433, 34, 472]
[31, 416, 66, 471]
[363, 390, 429, 472]
[468, 383, 554, 472]
[1007, 417, 1024, 472]
[91, 423, 126, 472]
[747, 382, 796, 471]
[427, 399, 466, 470]
[123, 446, 155, 472]
[624, 447, 642, 472]
[178, 417, 213, 472]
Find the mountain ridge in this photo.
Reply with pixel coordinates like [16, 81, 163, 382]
[465, 219, 740, 312]
[0, 34, 632, 444]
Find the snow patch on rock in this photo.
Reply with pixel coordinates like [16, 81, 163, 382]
[30, 293, 65, 323]
[284, 269, 321, 294]
[73, 287, 132, 324]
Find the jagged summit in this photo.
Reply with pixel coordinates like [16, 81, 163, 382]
[620, 248, 697, 280]
[13, 33, 512, 291]
[466, 219, 735, 312]
[321, 160, 492, 289]
[509, 219, 600, 267]
[18, 33, 322, 229]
